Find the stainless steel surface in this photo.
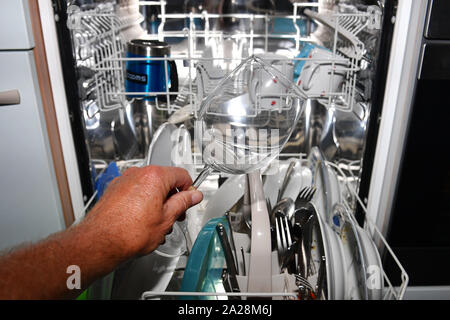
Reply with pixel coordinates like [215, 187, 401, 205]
[297, 205, 315, 279]
[295, 187, 317, 211]
[285, 99, 368, 163]
[275, 214, 293, 264]
[271, 197, 295, 226]
[277, 161, 297, 204]
[85, 103, 140, 161]
[131, 99, 155, 159]
[280, 238, 298, 272]
[126, 39, 171, 57]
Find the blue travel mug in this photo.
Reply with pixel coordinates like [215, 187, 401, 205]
[125, 40, 178, 102]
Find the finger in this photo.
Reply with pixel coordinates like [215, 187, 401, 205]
[161, 166, 194, 191]
[166, 188, 177, 201]
[177, 212, 186, 222]
[163, 190, 203, 222]
[146, 166, 194, 194]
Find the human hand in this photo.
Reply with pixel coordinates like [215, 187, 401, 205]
[83, 165, 203, 258]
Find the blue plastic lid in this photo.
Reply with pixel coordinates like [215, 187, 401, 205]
[179, 216, 230, 300]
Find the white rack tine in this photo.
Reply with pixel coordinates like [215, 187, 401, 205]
[141, 291, 297, 299]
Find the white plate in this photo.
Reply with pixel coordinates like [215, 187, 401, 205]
[327, 166, 342, 207]
[201, 174, 246, 228]
[146, 122, 177, 167]
[320, 215, 347, 300]
[357, 225, 384, 300]
[339, 206, 369, 300]
[327, 166, 367, 299]
[307, 202, 346, 300]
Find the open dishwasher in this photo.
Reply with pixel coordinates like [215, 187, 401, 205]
[52, 0, 412, 300]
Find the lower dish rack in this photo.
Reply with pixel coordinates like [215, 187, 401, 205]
[85, 150, 408, 300]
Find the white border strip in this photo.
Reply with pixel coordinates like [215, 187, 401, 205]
[366, 0, 429, 234]
[37, 0, 85, 221]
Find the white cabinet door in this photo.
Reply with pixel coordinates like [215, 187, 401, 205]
[0, 0, 34, 50]
[0, 51, 64, 251]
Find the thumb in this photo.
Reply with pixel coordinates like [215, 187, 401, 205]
[163, 190, 203, 221]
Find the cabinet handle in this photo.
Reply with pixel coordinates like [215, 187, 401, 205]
[0, 90, 20, 106]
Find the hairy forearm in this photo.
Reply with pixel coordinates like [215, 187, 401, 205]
[0, 211, 130, 300]
[0, 165, 202, 300]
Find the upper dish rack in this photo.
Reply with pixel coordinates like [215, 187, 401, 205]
[67, 1, 382, 116]
[67, 2, 143, 113]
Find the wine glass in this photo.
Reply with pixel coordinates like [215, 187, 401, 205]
[193, 55, 308, 187]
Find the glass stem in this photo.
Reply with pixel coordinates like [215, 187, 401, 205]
[192, 165, 214, 188]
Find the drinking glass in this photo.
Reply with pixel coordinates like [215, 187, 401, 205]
[193, 55, 308, 187]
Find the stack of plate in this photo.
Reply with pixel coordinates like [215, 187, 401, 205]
[308, 147, 384, 300]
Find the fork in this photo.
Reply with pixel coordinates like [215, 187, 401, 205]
[295, 274, 314, 291]
[295, 274, 316, 300]
[276, 213, 295, 272]
[295, 186, 317, 208]
[293, 186, 317, 226]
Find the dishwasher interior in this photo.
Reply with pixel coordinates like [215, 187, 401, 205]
[66, 0, 408, 300]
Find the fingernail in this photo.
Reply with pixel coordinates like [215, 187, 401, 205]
[191, 190, 203, 204]
[188, 186, 197, 191]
